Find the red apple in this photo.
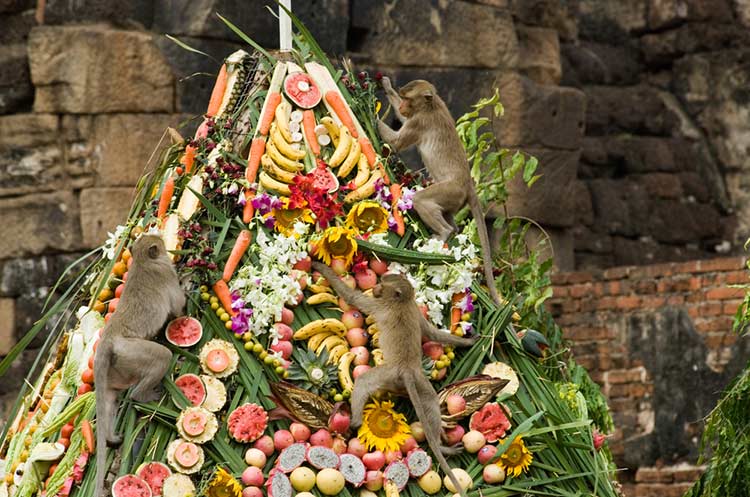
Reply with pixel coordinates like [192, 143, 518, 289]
[273, 430, 294, 451]
[345, 327, 368, 347]
[477, 444, 498, 465]
[369, 259, 388, 275]
[331, 258, 348, 275]
[445, 395, 466, 415]
[292, 270, 307, 291]
[341, 310, 364, 329]
[385, 450, 402, 464]
[365, 471, 384, 491]
[292, 256, 312, 272]
[338, 297, 353, 312]
[242, 487, 263, 497]
[270, 340, 292, 360]
[483, 464, 506, 484]
[362, 451, 386, 471]
[350, 346, 370, 366]
[422, 341, 444, 360]
[241, 466, 264, 486]
[444, 425, 465, 446]
[355, 269, 377, 290]
[329, 412, 351, 434]
[347, 437, 367, 458]
[280, 308, 294, 326]
[399, 437, 418, 455]
[310, 429, 333, 448]
[274, 322, 294, 341]
[253, 435, 275, 457]
[352, 365, 371, 379]
[290, 422, 311, 442]
[341, 274, 357, 290]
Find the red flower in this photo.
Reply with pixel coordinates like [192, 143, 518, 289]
[289, 163, 343, 229]
[593, 429, 606, 451]
[469, 402, 511, 442]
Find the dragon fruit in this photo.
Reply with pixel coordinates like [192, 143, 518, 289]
[338, 453, 366, 486]
[276, 443, 308, 473]
[383, 460, 410, 490]
[306, 446, 340, 469]
[266, 471, 293, 497]
[405, 449, 431, 477]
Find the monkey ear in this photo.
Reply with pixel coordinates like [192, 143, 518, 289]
[148, 244, 159, 259]
[394, 288, 403, 299]
[422, 91, 433, 102]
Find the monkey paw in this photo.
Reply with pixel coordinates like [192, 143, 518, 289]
[106, 435, 123, 447]
[440, 443, 464, 456]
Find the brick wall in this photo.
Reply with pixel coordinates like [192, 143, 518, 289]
[550, 256, 750, 496]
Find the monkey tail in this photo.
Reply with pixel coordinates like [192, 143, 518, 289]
[467, 188, 501, 306]
[403, 370, 468, 497]
[94, 339, 112, 497]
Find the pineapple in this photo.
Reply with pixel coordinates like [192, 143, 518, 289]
[287, 347, 338, 396]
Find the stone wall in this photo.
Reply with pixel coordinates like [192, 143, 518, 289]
[550, 256, 750, 496]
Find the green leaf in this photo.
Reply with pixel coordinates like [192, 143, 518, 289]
[165, 35, 217, 61]
[216, 13, 276, 64]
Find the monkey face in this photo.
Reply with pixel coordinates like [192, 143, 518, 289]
[398, 80, 436, 116]
[372, 273, 414, 302]
[132, 234, 167, 261]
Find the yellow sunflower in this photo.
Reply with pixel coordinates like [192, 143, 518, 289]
[315, 226, 358, 267]
[346, 201, 389, 234]
[497, 437, 533, 478]
[206, 467, 242, 497]
[358, 399, 411, 453]
[268, 198, 314, 237]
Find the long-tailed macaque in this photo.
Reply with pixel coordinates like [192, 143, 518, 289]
[378, 77, 501, 305]
[312, 261, 475, 497]
[94, 234, 184, 497]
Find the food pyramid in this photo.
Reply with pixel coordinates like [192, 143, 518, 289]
[0, 14, 620, 497]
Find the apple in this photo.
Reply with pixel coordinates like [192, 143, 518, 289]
[341, 310, 364, 329]
[369, 259, 388, 275]
[445, 395, 466, 415]
[477, 444, 497, 465]
[350, 346, 370, 366]
[444, 425, 465, 446]
[399, 437, 418, 455]
[345, 327, 368, 347]
[290, 422, 311, 442]
[347, 437, 367, 458]
[332, 436, 348, 454]
[355, 269, 378, 290]
[329, 411, 351, 434]
[338, 297, 353, 312]
[292, 256, 312, 272]
[483, 464, 506, 484]
[462, 430, 486, 453]
[242, 487, 263, 497]
[353, 365, 371, 379]
[410, 422, 426, 442]
[364, 471, 384, 491]
[274, 430, 294, 451]
[280, 308, 295, 326]
[331, 258, 348, 275]
[385, 450, 402, 464]
[253, 435, 275, 457]
[244, 448, 267, 467]
[362, 451, 386, 471]
[422, 342, 444, 360]
[274, 322, 294, 341]
[341, 274, 357, 290]
[270, 340, 292, 360]
[242, 466, 264, 486]
[310, 429, 333, 447]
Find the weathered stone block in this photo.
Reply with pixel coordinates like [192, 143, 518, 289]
[645, 200, 722, 243]
[585, 85, 679, 136]
[0, 0, 33, 15]
[42, 0, 154, 26]
[573, 180, 594, 225]
[636, 173, 683, 199]
[0, 44, 32, 114]
[352, 0, 518, 68]
[0, 299, 14, 356]
[0, 253, 82, 298]
[0, 192, 81, 258]
[588, 178, 649, 237]
[648, 0, 688, 29]
[561, 41, 641, 87]
[573, 225, 613, 254]
[0, 113, 58, 149]
[79, 188, 134, 247]
[577, 0, 647, 36]
[511, 0, 577, 40]
[516, 26, 561, 85]
[28, 25, 174, 113]
[495, 73, 586, 149]
[641, 23, 750, 67]
[0, 9, 35, 44]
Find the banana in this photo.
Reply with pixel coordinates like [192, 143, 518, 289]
[338, 352, 356, 392]
[353, 153, 370, 188]
[261, 154, 297, 183]
[372, 348, 385, 366]
[328, 126, 351, 167]
[337, 141, 361, 178]
[328, 344, 349, 365]
[368, 324, 380, 347]
[306, 293, 339, 306]
[259, 171, 291, 196]
[309, 284, 334, 295]
[384, 480, 400, 497]
[307, 331, 336, 352]
[294, 318, 348, 340]
[271, 123, 306, 160]
[344, 169, 383, 203]
[317, 334, 347, 355]
[320, 116, 339, 146]
[275, 100, 293, 143]
[365, 315, 376, 325]
[267, 140, 304, 172]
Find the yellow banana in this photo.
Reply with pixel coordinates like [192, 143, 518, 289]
[307, 331, 336, 352]
[259, 171, 291, 196]
[337, 141, 361, 178]
[365, 315, 376, 325]
[384, 480, 400, 497]
[275, 100, 293, 143]
[328, 126, 351, 167]
[372, 348, 385, 366]
[309, 284, 333, 294]
[261, 154, 297, 183]
[344, 169, 383, 203]
[328, 344, 349, 365]
[271, 123, 306, 160]
[353, 153, 370, 188]
[320, 116, 339, 146]
[306, 293, 339, 306]
[267, 140, 304, 172]
[317, 334, 347, 355]
[338, 352, 355, 392]
[294, 318, 348, 340]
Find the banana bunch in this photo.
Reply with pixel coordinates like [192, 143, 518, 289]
[293, 318, 350, 365]
[306, 280, 337, 305]
[338, 351, 355, 392]
[372, 348, 385, 366]
[368, 323, 380, 348]
[324, 122, 373, 189]
[259, 122, 307, 196]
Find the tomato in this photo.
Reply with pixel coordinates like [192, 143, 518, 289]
[81, 369, 95, 385]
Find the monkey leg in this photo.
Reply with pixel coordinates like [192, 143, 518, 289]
[350, 366, 403, 428]
[112, 338, 172, 403]
[99, 388, 123, 446]
[413, 184, 465, 241]
[410, 372, 462, 455]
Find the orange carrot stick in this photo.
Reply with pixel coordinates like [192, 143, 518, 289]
[222, 230, 252, 282]
[325, 91, 358, 138]
[377, 161, 391, 186]
[157, 176, 175, 220]
[450, 292, 463, 331]
[246, 138, 266, 183]
[390, 184, 405, 236]
[81, 420, 95, 454]
[180, 144, 197, 174]
[206, 63, 228, 117]
[242, 189, 255, 224]
[359, 137, 376, 166]
[259, 92, 282, 136]
[213, 279, 237, 317]
[303, 110, 320, 156]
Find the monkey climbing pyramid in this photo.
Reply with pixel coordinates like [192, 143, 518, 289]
[0, 13, 620, 497]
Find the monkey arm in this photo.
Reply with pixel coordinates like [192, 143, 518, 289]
[382, 77, 407, 124]
[311, 261, 379, 315]
[420, 316, 476, 347]
[377, 119, 418, 152]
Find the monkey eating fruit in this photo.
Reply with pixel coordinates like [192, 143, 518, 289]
[94, 234, 185, 497]
[378, 77, 502, 305]
[312, 261, 475, 497]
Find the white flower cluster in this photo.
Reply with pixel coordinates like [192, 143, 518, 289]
[102, 225, 128, 260]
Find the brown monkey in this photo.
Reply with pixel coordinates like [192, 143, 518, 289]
[94, 234, 184, 497]
[378, 77, 501, 305]
[312, 261, 475, 497]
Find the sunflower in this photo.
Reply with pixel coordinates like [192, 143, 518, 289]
[206, 467, 242, 497]
[346, 201, 389, 234]
[315, 226, 358, 267]
[497, 437, 533, 478]
[268, 198, 314, 237]
[358, 399, 411, 453]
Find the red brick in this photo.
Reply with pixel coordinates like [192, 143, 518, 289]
[550, 273, 569, 285]
[722, 300, 743, 315]
[634, 280, 657, 294]
[686, 292, 703, 303]
[606, 370, 630, 384]
[616, 296, 641, 309]
[607, 281, 622, 295]
[607, 384, 629, 398]
[627, 368, 646, 382]
[592, 282, 605, 297]
[552, 286, 569, 297]
[641, 296, 666, 308]
[696, 257, 746, 273]
[695, 317, 733, 333]
[671, 466, 704, 482]
[705, 287, 744, 300]
[687, 306, 700, 318]
[629, 383, 650, 397]
[568, 282, 592, 298]
[579, 299, 599, 312]
[597, 296, 617, 310]
[635, 483, 694, 497]
[602, 266, 630, 280]
[694, 302, 722, 317]
[567, 271, 594, 284]
[724, 270, 748, 285]
[700, 272, 723, 286]
[636, 468, 674, 483]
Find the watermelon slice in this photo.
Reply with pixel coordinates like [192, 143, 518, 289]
[173, 374, 206, 407]
[136, 462, 171, 497]
[112, 475, 152, 497]
[311, 162, 339, 193]
[284, 73, 322, 109]
[165, 317, 203, 347]
[227, 403, 268, 443]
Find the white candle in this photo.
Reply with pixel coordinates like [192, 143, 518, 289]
[279, 0, 292, 52]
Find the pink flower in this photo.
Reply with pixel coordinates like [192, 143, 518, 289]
[72, 452, 89, 483]
[593, 430, 606, 451]
[469, 402, 511, 442]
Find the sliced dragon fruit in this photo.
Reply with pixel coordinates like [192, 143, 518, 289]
[405, 449, 432, 477]
[338, 453, 366, 486]
[306, 446, 340, 469]
[136, 462, 172, 496]
[383, 460, 410, 490]
[266, 471, 293, 497]
[276, 443, 308, 473]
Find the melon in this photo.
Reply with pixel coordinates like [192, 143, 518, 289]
[166, 439, 204, 475]
[311, 163, 339, 193]
[338, 453, 366, 486]
[283, 73, 321, 109]
[174, 374, 206, 407]
[112, 475, 152, 497]
[136, 462, 172, 497]
[165, 317, 203, 347]
[306, 446, 340, 469]
[383, 461, 410, 491]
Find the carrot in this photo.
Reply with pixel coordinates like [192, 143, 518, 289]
[242, 189, 255, 223]
[222, 230, 252, 282]
[212, 279, 237, 317]
[390, 184, 405, 236]
[81, 420, 95, 454]
[157, 176, 175, 220]
[377, 162, 391, 186]
[246, 138, 266, 183]
[259, 92, 282, 136]
[180, 144, 197, 174]
[206, 63, 228, 117]
[325, 91, 358, 138]
[450, 293, 463, 331]
[303, 110, 320, 156]
[359, 137, 376, 166]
